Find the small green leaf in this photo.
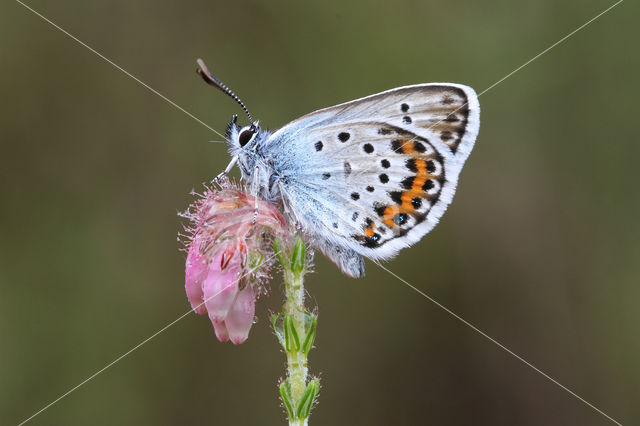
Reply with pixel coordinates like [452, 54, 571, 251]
[279, 381, 295, 422]
[302, 315, 317, 356]
[295, 379, 320, 420]
[284, 315, 301, 352]
[271, 313, 285, 348]
[290, 236, 306, 274]
[304, 310, 316, 328]
[273, 239, 288, 268]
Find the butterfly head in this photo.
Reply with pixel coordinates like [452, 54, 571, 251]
[225, 114, 261, 150]
[224, 113, 272, 183]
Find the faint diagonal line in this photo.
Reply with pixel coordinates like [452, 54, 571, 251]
[477, 0, 624, 97]
[375, 262, 623, 426]
[14, 0, 626, 425]
[18, 312, 195, 426]
[17, 251, 279, 426]
[351, 0, 624, 182]
[15, 0, 226, 140]
[368, 5, 628, 423]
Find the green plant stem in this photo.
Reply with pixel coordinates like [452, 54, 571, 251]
[283, 269, 308, 407]
[274, 238, 317, 426]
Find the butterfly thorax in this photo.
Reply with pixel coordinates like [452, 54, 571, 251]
[226, 126, 282, 202]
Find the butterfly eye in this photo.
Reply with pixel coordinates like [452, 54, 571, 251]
[238, 125, 257, 147]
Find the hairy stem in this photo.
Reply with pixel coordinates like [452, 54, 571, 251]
[273, 237, 318, 426]
[284, 269, 308, 406]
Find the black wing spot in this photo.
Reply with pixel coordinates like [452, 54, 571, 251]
[314, 141, 323, 151]
[411, 197, 422, 209]
[352, 212, 359, 221]
[401, 103, 409, 112]
[401, 176, 414, 190]
[363, 143, 374, 154]
[414, 142, 426, 153]
[322, 173, 331, 180]
[403, 116, 412, 124]
[389, 191, 402, 204]
[363, 233, 381, 248]
[405, 159, 418, 172]
[381, 159, 390, 169]
[374, 204, 387, 216]
[379, 174, 389, 184]
[423, 180, 434, 190]
[351, 192, 360, 200]
[391, 140, 403, 153]
[344, 161, 352, 176]
[338, 132, 350, 142]
[395, 213, 408, 225]
[366, 186, 375, 192]
[333, 222, 338, 229]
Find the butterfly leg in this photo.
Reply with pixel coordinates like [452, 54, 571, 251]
[251, 165, 260, 224]
[277, 181, 293, 219]
[212, 156, 238, 183]
[277, 181, 302, 229]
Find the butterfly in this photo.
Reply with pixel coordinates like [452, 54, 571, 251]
[196, 59, 480, 278]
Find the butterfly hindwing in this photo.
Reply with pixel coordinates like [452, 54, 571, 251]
[264, 83, 480, 271]
[281, 124, 447, 255]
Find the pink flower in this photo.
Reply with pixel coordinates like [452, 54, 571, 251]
[182, 179, 289, 344]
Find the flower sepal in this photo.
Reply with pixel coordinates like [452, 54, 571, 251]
[284, 314, 301, 352]
[295, 378, 320, 420]
[301, 313, 317, 356]
[290, 236, 306, 276]
[279, 379, 295, 423]
[271, 312, 285, 348]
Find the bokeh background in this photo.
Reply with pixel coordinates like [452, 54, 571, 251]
[1, 0, 638, 425]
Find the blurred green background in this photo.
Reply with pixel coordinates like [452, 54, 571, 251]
[1, 0, 638, 425]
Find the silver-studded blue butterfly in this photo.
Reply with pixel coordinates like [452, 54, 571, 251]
[197, 59, 480, 278]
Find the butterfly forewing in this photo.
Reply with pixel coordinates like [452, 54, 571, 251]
[266, 83, 479, 263]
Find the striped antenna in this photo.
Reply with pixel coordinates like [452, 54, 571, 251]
[196, 58, 253, 123]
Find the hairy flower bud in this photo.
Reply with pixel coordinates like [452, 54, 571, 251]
[181, 179, 290, 344]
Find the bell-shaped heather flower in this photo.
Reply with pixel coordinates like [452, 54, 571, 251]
[181, 179, 290, 344]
